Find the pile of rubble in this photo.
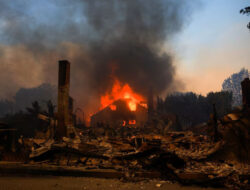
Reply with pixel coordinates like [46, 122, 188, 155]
[25, 130, 249, 189]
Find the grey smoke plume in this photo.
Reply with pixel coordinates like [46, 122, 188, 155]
[0, 0, 198, 112]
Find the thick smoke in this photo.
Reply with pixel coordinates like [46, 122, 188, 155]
[0, 0, 198, 112]
[81, 0, 193, 95]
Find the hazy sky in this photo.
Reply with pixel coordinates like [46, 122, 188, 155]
[174, 0, 250, 95]
[0, 0, 249, 100]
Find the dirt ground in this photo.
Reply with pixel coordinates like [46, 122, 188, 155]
[0, 177, 226, 190]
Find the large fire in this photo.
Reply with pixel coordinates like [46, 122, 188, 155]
[100, 79, 146, 111]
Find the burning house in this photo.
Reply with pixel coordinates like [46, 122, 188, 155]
[90, 79, 150, 128]
[90, 98, 147, 128]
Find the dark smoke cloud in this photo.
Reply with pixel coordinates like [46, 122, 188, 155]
[0, 0, 198, 112]
[82, 0, 194, 95]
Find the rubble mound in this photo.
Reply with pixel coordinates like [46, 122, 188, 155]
[214, 109, 250, 164]
[23, 130, 249, 189]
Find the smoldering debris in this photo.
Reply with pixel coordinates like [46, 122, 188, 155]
[1, 129, 248, 189]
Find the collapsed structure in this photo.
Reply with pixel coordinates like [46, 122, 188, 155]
[91, 85, 154, 128]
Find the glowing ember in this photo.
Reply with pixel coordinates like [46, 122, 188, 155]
[122, 120, 126, 126]
[100, 78, 145, 111]
[129, 120, 136, 125]
[128, 101, 136, 111]
[110, 104, 116, 111]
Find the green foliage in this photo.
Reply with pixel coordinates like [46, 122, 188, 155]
[222, 68, 249, 107]
[157, 91, 233, 129]
[0, 83, 57, 117]
[14, 83, 57, 111]
[240, 6, 250, 29]
[240, 6, 250, 15]
[207, 91, 232, 117]
[0, 100, 14, 116]
[26, 101, 41, 115]
[2, 101, 49, 137]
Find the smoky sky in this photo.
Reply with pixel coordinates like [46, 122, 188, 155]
[0, 0, 198, 111]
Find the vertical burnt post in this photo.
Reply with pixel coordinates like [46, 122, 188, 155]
[56, 60, 70, 139]
[241, 77, 250, 109]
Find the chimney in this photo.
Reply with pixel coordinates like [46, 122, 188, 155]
[56, 60, 70, 139]
[241, 77, 250, 109]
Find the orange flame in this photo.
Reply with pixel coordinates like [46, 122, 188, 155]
[100, 79, 145, 111]
[122, 120, 126, 126]
[129, 120, 136, 125]
[109, 104, 117, 111]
